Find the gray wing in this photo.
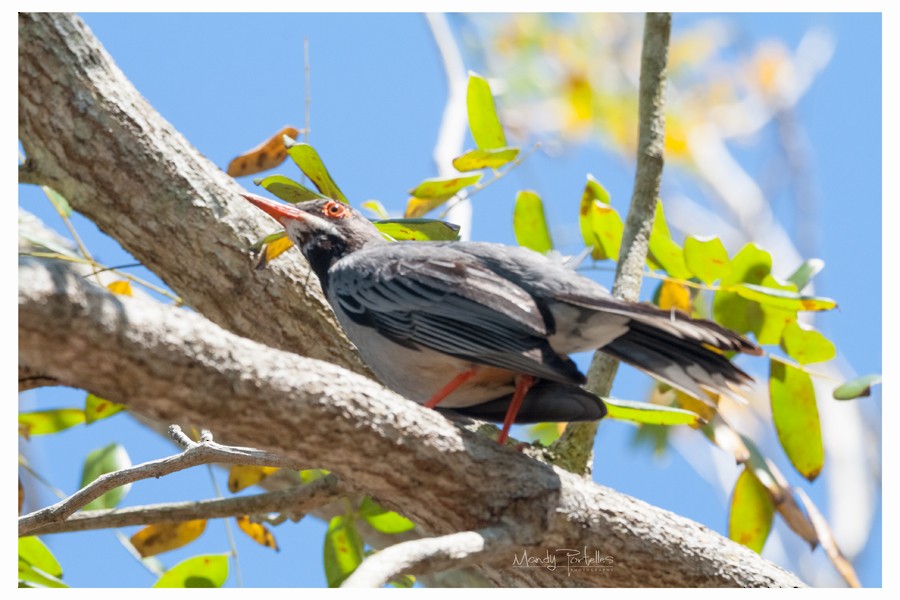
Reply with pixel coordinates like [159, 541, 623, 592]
[441, 242, 762, 399]
[328, 245, 584, 384]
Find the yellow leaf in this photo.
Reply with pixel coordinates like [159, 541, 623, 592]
[657, 280, 692, 313]
[404, 197, 444, 219]
[130, 520, 207, 558]
[236, 516, 279, 551]
[107, 280, 133, 297]
[227, 465, 280, 493]
[227, 126, 300, 178]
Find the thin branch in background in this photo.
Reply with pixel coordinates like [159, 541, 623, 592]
[550, 12, 672, 475]
[20, 251, 182, 304]
[19, 456, 67, 501]
[343, 526, 514, 588]
[115, 530, 165, 579]
[425, 12, 472, 239]
[206, 464, 243, 588]
[18, 425, 306, 537]
[19, 150, 103, 287]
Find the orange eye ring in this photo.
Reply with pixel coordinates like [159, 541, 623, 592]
[323, 201, 349, 219]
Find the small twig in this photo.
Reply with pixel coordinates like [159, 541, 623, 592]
[22, 476, 344, 536]
[18, 425, 304, 537]
[342, 526, 513, 588]
[436, 142, 541, 220]
[89, 262, 142, 276]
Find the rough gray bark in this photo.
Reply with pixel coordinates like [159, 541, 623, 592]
[18, 11, 370, 378]
[19, 257, 804, 588]
[552, 13, 672, 475]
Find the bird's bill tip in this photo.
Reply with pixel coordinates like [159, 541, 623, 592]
[242, 193, 304, 225]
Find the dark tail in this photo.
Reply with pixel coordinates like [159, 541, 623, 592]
[602, 311, 760, 400]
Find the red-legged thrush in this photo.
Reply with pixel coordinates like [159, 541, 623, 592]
[244, 194, 761, 444]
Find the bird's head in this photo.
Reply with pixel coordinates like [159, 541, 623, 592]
[243, 193, 384, 284]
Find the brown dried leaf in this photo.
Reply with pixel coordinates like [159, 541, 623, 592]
[227, 126, 301, 177]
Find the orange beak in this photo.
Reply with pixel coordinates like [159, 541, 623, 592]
[242, 193, 305, 226]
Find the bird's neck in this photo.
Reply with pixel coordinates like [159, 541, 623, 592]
[301, 235, 346, 293]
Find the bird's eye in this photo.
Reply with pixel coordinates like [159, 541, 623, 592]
[323, 201, 348, 219]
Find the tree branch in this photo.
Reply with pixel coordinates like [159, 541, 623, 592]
[343, 526, 514, 588]
[18, 257, 803, 587]
[18, 12, 371, 379]
[23, 476, 344, 537]
[552, 12, 672, 475]
[18, 425, 307, 537]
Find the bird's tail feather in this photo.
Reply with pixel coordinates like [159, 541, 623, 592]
[602, 319, 753, 402]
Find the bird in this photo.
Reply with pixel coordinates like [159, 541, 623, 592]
[243, 194, 761, 444]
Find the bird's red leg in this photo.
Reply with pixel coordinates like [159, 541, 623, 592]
[423, 366, 479, 409]
[497, 375, 536, 445]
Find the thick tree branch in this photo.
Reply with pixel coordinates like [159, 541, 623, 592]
[552, 13, 672, 475]
[18, 12, 370, 378]
[18, 425, 306, 537]
[343, 526, 514, 588]
[23, 476, 344, 537]
[19, 257, 803, 587]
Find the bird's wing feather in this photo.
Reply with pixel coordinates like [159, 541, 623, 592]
[329, 245, 584, 384]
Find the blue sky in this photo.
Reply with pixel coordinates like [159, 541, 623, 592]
[18, 13, 881, 587]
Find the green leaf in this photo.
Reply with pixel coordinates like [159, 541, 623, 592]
[408, 174, 483, 201]
[361, 200, 390, 219]
[833, 374, 882, 400]
[284, 139, 348, 203]
[683, 235, 730, 284]
[728, 467, 775, 553]
[529, 421, 565, 446]
[452, 147, 519, 172]
[732, 283, 838, 312]
[513, 190, 553, 253]
[254, 174, 325, 203]
[466, 72, 506, 150]
[299, 469, 331, 484]
[578, 175, 623, 261]
[18, 408, 85, 437]
[753, 275, 799, 346]
[18, 560, 68, 588]
[787, 258, 825, 291]
[374, 219, 461, 242]
[646, 200, 691, 279]
[781, 321, 836, 365]
[42, 186, 72, 218]
[84, 394, 125, 424]
[323, 515, 365, 588]
[604, 398, 706, 427]
[80, 443, 132, 510]
[713, 243, 773, 335]
[769, 358, 824, 481]
[153, 554, 229, 588]
[358, 497, 416, 534]
[19, 537, 62, 578]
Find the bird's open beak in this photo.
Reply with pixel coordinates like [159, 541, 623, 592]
[242, 193, 305, 227]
